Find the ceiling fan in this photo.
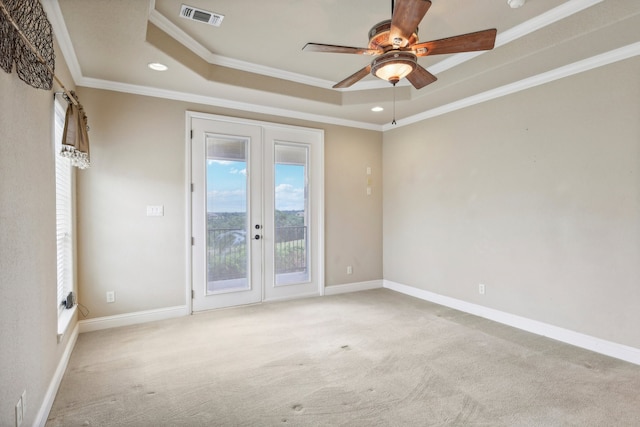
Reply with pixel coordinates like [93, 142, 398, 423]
[303, 0, 497, 89]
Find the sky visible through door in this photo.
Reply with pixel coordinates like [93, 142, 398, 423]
[207, 160, 304, 213]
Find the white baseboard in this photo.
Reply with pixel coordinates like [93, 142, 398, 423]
[384, 280, 640, 366]
[78, 305, 190, 333]
[36, 322, 79, 427]
[324, 280, 383, 296]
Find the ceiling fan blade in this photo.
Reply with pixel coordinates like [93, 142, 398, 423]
[333, 65, 372, 89]
[303, 43, 381, 56]
[406, 64, 437, 89]
[389, 0, 432, 47]
[411, 28, 497, 57]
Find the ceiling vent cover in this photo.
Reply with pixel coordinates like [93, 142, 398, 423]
[180, 4, 224, 27]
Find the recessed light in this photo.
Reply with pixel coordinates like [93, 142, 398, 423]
[507, 0, 526, 8]
[148, 62, 168, 71]
[371, 106, 384, 112]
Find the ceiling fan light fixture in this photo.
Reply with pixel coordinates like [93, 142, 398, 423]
[371, 51, 417, 84]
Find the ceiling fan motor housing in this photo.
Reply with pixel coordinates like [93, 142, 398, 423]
[368, 19, 418, 51]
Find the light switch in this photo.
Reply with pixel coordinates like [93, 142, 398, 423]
[146, 205, 164, 217]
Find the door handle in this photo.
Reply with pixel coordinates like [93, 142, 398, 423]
[254, 234, 261, 240]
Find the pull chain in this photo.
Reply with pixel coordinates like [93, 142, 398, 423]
[392, 82, 397, 125]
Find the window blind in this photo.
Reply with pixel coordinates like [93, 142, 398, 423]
[54, 98, 73, 316]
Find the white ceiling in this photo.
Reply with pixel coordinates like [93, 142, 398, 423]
[46, 0, 640, 130]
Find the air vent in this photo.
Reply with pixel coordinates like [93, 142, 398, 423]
[180, 4, 224, 27]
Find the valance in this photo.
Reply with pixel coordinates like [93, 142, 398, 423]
[60, 91, 90, 169]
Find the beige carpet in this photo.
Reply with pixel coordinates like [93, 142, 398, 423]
[47, 289, 640, 426]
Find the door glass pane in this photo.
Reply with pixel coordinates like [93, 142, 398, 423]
[206, 136, 249, 294]
[274, 143, 309, 285]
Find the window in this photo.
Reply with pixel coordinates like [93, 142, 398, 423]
[54, 98, 74, 318]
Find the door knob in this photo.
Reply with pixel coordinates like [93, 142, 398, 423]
[254, 234, 261, 240]
[255, 224, 261, 229]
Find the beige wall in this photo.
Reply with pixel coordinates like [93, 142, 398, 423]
[383, 57, 640, 348]
[324, 125, 383, 285]
[74, 88, 383, 318]
[0, 41, 77, 425]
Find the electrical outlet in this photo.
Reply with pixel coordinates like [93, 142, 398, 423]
[15, 395, 23, 427]
[479, 284, 486, 295]
[347, 265, 353, 275]
[106, 291, 115, 303]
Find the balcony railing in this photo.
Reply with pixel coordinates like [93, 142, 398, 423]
[275, 226, 307, 274]
[207, 226, 307, 281]
[207, 228, 247, 281]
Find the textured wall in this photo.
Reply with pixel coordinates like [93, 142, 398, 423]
[0, 41, 77, 426]
[383, 57, 640, 348]
[324, 125, 383, 285]
[74, 88, 383, 318]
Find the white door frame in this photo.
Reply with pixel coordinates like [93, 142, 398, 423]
[185, 111, 325, 313]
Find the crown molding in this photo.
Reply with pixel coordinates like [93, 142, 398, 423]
[41, 0, 83, 83]
[384, 41, 640, 131]
[76, 41, 639, 133]
[429, 0, 604, 75]
[147, 4, 335, 89]
[78, 77, 383, 132]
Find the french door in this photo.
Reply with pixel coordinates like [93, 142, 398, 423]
[189, 113, 324, 312]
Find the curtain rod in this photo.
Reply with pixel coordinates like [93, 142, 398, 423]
[54, 91, 76, 104]
[0, 0, 79, 106]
